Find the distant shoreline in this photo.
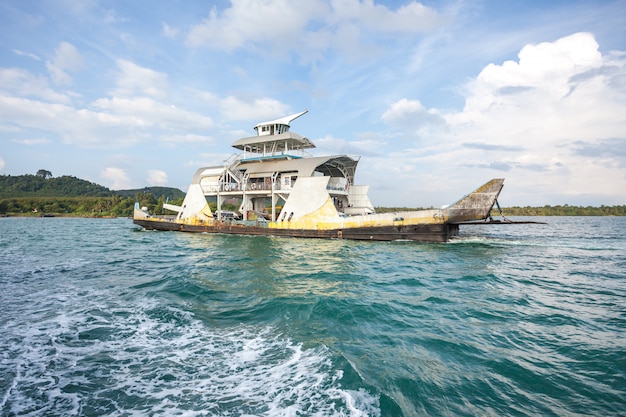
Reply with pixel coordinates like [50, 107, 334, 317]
[0, 213, 121, 219]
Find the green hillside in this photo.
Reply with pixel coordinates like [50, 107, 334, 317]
[0, 174, 112, 198]
[0, 173, 184, 217]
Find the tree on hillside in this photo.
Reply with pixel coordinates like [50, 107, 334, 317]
[36, 169, 52, 179]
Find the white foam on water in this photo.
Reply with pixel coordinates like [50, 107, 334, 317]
[449, 235, 496, 244]
[1, 289, 380, 416]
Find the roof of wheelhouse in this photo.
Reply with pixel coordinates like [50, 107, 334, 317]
[253, 110, 308, 133]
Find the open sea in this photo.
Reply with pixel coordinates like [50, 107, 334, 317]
[1, 216, 625, 416]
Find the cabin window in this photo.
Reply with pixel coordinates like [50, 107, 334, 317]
[275, 124, 287, 135]
[249, 177, 271, 190]
[282, 174, 297, 189]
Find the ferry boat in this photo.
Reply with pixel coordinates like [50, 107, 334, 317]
[133, 110, 506, 242]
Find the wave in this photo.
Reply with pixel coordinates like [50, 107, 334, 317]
[0, 283, 380, 416]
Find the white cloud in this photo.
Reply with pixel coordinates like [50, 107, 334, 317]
[91, 96, 214, 131]
[147, 169, 168, 185]
[0, 95, 147, 147]
[378, 32, 626, 205]
[186, 0, 443, 62]
[110, 59, 169, 98]
[162, 22, 179, 39]
[315, 133, 385, 157]
[12, 49, 40, 61]
[12, 138, 50, 145]
[45, 42, 84, 85]
[56, 0, 99, 15]
[0, 156, 4, 171]
[0, 68, 72, 103]
[218, 96, 291, 121]
[456, 33, 603, 125]
[381, 98, 445, 132]
[102, 8, 128, 24]
[330, 0, 441, 32]
[100, 167, 131, 189]
[450, 32, 622, 145]
[0, 87, 218, 148]
[158, 133, 213, 144]
[187, 1, 326, 50]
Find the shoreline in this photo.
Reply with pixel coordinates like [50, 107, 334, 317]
[0, 213, 121, 219]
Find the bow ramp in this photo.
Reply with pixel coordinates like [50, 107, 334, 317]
[449, 178, 505, 223]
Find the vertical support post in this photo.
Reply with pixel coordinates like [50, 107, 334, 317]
[216, 186, 222, 221]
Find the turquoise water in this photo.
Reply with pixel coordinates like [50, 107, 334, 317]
[1, 216, 625, 416]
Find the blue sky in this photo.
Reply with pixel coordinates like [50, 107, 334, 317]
[1, 0, 625, 207]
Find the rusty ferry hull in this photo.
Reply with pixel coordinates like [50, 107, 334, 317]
[134, 216, 460, 242]
[133, 110, 506, 243]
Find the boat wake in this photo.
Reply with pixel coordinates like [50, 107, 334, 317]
[1, 289, 380, 416]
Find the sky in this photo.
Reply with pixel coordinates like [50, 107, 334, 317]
[1, 0, 625, 207]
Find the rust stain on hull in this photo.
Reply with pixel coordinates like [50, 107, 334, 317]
[133, 219, 459, 243]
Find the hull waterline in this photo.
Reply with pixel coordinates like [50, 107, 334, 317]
[133, 217, 460, 242]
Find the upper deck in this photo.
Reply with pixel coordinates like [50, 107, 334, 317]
[230, 110, 314, 160]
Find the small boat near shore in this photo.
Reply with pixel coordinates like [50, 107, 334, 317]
[134, 110, 519, 242]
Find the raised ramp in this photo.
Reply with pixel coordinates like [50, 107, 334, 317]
[448, 178, 505, 223]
